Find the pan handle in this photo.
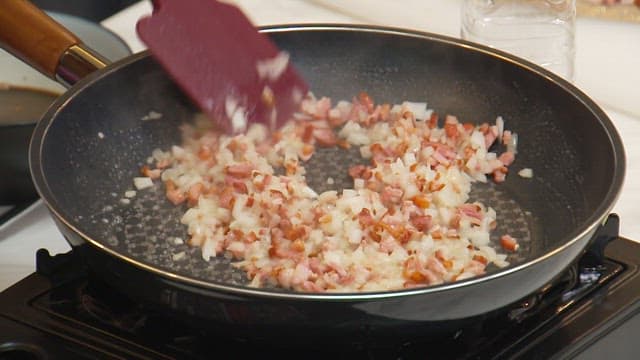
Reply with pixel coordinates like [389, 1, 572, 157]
[0, 0, 109, 87]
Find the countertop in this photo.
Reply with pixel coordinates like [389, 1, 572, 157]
[1, 0, 639, 292]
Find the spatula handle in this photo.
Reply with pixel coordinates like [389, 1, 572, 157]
[0, 0, 108, 87]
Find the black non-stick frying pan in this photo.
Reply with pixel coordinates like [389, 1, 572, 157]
[1, 2, 625, 341]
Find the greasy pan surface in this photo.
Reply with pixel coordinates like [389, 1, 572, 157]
[30, 26, 624, 306]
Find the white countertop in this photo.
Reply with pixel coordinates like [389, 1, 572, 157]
[1, 0, 639, 292]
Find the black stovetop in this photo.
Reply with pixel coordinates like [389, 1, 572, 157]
[1, 215, 640, 359]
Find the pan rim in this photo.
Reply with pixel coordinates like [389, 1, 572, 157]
[29, 24, 626, 301]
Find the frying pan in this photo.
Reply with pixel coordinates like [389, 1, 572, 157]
[2, 2, 624, 341]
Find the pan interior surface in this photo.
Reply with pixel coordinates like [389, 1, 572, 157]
[33, 27, 622, 294]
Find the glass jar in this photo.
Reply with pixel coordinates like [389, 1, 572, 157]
[461, 0, 576, 81]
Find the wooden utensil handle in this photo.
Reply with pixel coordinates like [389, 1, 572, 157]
[0, 0, 79, 78]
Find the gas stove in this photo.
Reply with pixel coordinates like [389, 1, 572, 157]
[0, 215, 639, 359]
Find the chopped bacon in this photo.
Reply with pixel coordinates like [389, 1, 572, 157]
[291, 238, 306, 252]
[369, 143, 388, 159]
[308, 257, 327, 274]
[394, 142, 409, 157]
[402, 110, 416, 123]
[301, 281, 325, 292]
[164, 180, 185, 205]
[427, 257, 448, 276]
[502, 130, 512, 145]
[499, 151, 515, 166]
[458, 204, 483, 221]
[349, 165, 367, 179]
[187, 182, 205, 206]
[493, 169, 507, 183]
[462, 122, 475, 134]
[337, 139, 351, 149]
[226, 138, 247, 153]
[198, 145, 213, 160]
[431, 229, 443, 240]
[285, 226, 308, 242]
[232, 181, 248, 194]
[437, 144, 458, 160]
[218, 186, 235, 209]
[446, 229, 459, 239]
[379, 236, 397, 253]
[252, 173, 271, 191]
[140, 165, 162, 179]
[225, 163, 253, 178]
[357, 91, 375, 113]
[300, 123, 314, 143]
[375, 104, 391, 122]
[381, 186, 404, 207]
[449, 214, 461, 229]
[347, 102, 366, 124]
[464, 260, 486, 276]
[410, 213, 432, 232]
[300, 143, 315, 161]
[463, 145, 475, 159]
[500, 235, 519, 252]
[428, 182, 445, 192]
[313, 128, 337, 147]
[427, 112, 438, 129]
[485, 131, 498, 149]
[269, 189, 286, 205]
[444, 115, 459, 139]
[357, 208, 376, 227]
[473, 255, 488, 265]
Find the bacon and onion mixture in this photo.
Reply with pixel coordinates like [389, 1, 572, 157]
[138, 92, 520, 292]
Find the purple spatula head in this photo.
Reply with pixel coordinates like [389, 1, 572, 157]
[137, 0, 308, 134]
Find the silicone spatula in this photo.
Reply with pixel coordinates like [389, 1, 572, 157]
[136, 0, 308, 134]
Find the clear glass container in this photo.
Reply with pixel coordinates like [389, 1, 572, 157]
[461, 0, 576, 81]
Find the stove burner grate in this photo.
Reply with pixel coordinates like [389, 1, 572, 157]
[27, 248, 623, 359]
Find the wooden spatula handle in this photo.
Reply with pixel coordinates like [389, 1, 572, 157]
[0, 0, 80, 78]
